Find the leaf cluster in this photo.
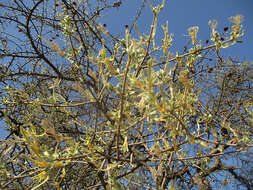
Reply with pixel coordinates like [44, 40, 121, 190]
[0, 0, 252, 189]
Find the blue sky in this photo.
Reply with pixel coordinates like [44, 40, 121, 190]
[102, 0, 253, 60]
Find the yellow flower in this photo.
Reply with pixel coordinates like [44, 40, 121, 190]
[208, 20, 218, 30]
[188, 26, 199, 45]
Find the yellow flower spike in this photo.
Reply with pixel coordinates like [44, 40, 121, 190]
[136, 81, 144, 89]
[60, 168, 66, 178]
[122, 136, 129, 153]
[34, 160, 50, 168]
[32, 171, 49, 190]
[156, 102, 166, 113]
[132, 78, 145, 89]
[32, 136, 41, 154]
[54, 161, 65, 167]
[229, 14, 244, 34]
[104, 57, 119, 75]
[98, 48, 106, 59]
[80, 136, 90, 145]
[208, 19, 218, 30]
[33, 171, 47, 182]
[154, 117, 166, 122]
[188, 26, 199, 45]
[229, 14, 244, 25]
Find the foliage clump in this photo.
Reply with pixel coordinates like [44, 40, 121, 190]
[0, 0, 252, 189]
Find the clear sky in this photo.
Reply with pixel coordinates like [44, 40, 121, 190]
[1, 0, 253, 138]
[102, 0, 253, 60]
